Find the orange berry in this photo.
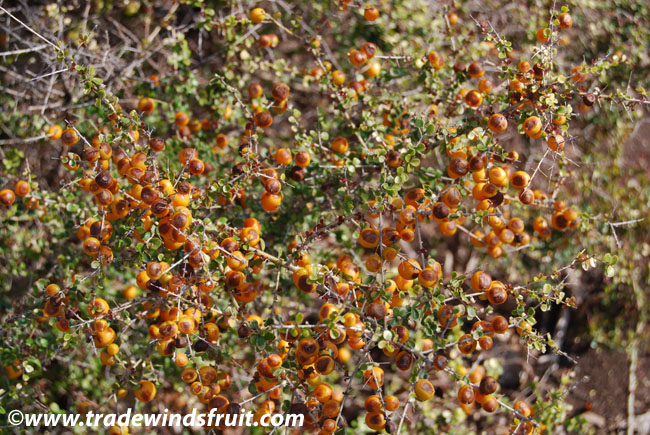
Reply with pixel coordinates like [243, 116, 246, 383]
[0, 189, 15, 207]
[14, 180, 30, 197]
[536, 28, 550, 43]
[414, 379, 435, 401]
[467, 61, 484, 78]
[488, 113, 508, 133]
[138, 97, 155, 114]
[558, 13, 573, 29]
[48, 124, 63, 140]
[331, 70, 346, 86]
[61, 128, 80, 146]
[364, 5, 379, 21]
[250, 7, 266, 23]
[348, 50, 367, 66]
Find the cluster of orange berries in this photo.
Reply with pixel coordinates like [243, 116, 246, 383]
[41, 283, 73, 331]
[0, 125, 75, 210]
[172, 109, 216, 139]
[36, 90, 293, 408]
[469, 271, 509, 306]
[432, 125, 580, 255]
[181, 362, 267, 429]
[308, 38, 381, 93]
[348, 41, 381, 81]
[282, 238, 530, 430]
[180, 359, 232, 405]
[71, 136, 215, 258]
[140, 97, 220, 141]
[360, 188, 462, 250]
[256, 333, 348, 430]
[453, 364, 531, 425]
[76, 222, 271, 405]
[258, 33, 279, 49]
[244, 81, 300, 210]
[248, 303, 419, 432]
[0, 179, 37, 209]
[468, 159, 580, 254]
[369, 64, 576, 257]
[40, 281, 121, 365]
[533, 200, 580, 239]
[48, 123, 82, 147]
[248, 6, 279, 49]
[274, 280, 522, 431]
[459, 62, 493, 110]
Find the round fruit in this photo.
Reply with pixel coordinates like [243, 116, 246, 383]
[250, 7, 266, 23]
[488, 113, 508, 133]
[458, 385, 475, 405]
[364, 5, 379, 21]
[414, 379, 435, 401]
[363, 366, 384, 389]
[134, 380, 156, 402]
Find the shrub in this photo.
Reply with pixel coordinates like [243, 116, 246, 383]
[1, 1, 649, 433]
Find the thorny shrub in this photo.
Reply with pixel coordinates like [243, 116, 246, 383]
[1, 0, 649, 434]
